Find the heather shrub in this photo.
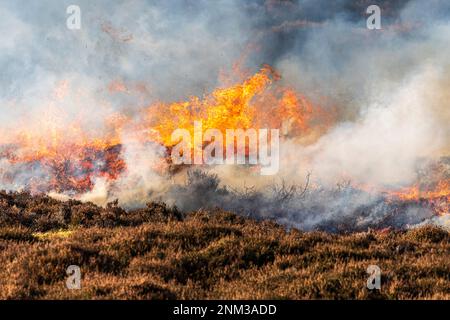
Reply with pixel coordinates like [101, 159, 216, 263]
[0, 192, 448, 299]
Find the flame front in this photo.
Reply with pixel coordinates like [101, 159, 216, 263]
[387, 181, 450, 216]
[146, 65, 318, 147]
[0, 65, 320, 193]
[0, 64, 448, 220]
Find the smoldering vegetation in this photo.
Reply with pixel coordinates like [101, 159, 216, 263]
[1, 162, 446, 234]
[0, 191, 448, 299]
[164, 169, 446, 232]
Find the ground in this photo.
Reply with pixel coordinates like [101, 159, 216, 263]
[0, 191, 448, 299]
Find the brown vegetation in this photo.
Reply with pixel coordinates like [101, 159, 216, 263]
[0, 191, 449, 299]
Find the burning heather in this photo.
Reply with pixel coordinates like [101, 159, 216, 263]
[0, 0, 449, 233]
[0, 65, 326, 189]
[0, 62, 448, 232]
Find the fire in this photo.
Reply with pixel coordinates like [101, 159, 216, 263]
[387, 180, 450, 216]
[0, 61, 447, 222]
[0, 64, 322, 193]
[388, 181, 450, 202]
[145, 64, 319, 147]
[0, 104, 126, 193]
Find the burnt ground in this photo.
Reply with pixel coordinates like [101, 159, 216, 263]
[0, 191, 448, 299]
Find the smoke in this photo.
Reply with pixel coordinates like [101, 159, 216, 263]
[0, 0, 449, 230]
[296, 65, 450, 187]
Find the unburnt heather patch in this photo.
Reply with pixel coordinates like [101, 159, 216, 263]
[0, 191, 182, 231]
[0, 191, 449, 299]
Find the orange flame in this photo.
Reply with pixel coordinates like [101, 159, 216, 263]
[387, 180, 450, 216]
[0, 64, 325, 193]
[388, 181, 450, 202]
[145, 64, 321, 147]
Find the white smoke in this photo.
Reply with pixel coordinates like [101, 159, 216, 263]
[297, 65, 449, 188]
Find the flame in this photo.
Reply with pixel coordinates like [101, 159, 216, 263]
[388, 181, 450, 201]
[387, 180, 450, 216]
[0, 64, 323, 193]
[145, 65, 320, 147]
[0, 101, 126, 193]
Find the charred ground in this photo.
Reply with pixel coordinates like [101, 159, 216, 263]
[0, 190, 448, 299]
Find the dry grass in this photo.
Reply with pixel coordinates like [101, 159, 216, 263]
[0, 191, 449, 300]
